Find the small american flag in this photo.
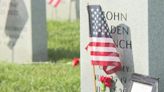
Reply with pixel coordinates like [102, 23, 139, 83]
[48, 0, 61, 8]
[86, 5, 121, 74]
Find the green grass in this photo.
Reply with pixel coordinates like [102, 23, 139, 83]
[0, 21, 80, 92]
[48, 21, 80, 63]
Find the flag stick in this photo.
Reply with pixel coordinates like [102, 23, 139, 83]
[93, 65, 97, 92]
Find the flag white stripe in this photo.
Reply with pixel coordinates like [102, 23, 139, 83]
[91, 37, 114, 43]
[89, 47, 117, 52]
[91, 56, 120, 61]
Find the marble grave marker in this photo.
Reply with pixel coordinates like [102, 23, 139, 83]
[80, 0, 164, 92]
[0, 0, 47, 63]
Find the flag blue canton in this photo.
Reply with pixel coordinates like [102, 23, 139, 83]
[88, 5, 111, 38]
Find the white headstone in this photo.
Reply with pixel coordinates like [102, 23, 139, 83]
[80, 0, 164, 92]
[0, 0, 47, 63]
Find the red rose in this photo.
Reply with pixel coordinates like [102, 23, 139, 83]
[100, 76, 112, 88]
[72, 58, 80, 67]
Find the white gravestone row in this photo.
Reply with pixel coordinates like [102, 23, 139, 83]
[80, 0, 164, 92]
[0, 0, 47, 63]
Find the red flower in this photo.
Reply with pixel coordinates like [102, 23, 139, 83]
[100, 76, 112, 88]
[72, 58, 80, 67]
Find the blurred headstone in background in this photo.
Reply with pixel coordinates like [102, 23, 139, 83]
[0, 0, 47, 63]
[46, 0, 80, 21]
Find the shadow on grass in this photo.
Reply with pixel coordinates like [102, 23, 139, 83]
[48, 48, 80, 62]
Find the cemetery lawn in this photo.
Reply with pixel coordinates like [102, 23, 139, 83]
[0, 21, 80, 92]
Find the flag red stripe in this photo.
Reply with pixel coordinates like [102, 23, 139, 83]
[54, 0, 61, 8]
[90, 51, 119, 57]
[92, 60, 122, 74]
[103, 65, 121, 74]
[91, 60, 121, 66]
[88, 42, 116, 47]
